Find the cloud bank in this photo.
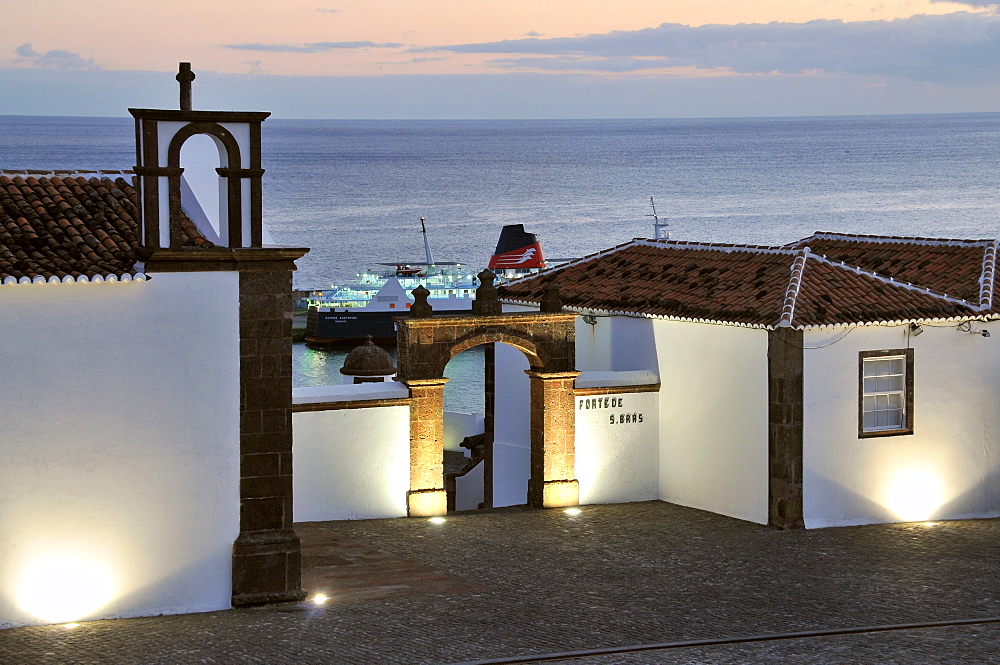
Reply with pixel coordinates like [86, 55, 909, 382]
[930, 0, 999, 6]
[14, 43, 97, 70]
[427, 13, 1000, 85]
[226, 41, 403, 53]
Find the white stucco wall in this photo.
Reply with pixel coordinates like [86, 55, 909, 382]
[444, 411, 485, 452]
[803, 322, 1000, 527]
[292, 405, 410, 522]
[493, 342, 532, 506]
[455, 461, 485, 511]
[654, 319, 770, 524]
[575, 315, 658, 372]
[576, 392, 659, 505]
[0, 273, 241, 628]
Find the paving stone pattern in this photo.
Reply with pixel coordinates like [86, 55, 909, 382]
[2, 502, 999, 664]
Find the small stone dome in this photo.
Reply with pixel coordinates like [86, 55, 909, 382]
[340, 335, 397, 378]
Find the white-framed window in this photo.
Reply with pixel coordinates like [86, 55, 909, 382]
[859, 349, 914, 437]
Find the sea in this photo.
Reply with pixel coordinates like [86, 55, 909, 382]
[3, 113, 999, 411]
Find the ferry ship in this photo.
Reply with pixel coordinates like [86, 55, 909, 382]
[304, 222, 547, 346]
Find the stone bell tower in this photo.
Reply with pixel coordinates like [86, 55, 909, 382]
[130, 63, 268, 250]
[130, 64, 309, 607]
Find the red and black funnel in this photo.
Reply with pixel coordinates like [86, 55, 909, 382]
[488, 224, 545, 270]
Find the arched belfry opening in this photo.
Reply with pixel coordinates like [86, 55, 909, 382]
[130, 64, 267, 250]
[396, 273, 580, 517]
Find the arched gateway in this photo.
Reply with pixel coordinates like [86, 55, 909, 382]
[395, 277, 580, 516]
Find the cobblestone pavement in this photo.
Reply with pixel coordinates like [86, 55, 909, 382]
[2, 501, 999, 664]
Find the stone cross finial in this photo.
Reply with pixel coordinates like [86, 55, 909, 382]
[410, 285, 433, 318]
[177, 62, 195, 111]
[472, 269, 502, 316]
[540, 282, 563, 313]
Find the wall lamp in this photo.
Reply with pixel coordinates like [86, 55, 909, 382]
[582, 315, 598, 325]
[909, 322, 924, 336]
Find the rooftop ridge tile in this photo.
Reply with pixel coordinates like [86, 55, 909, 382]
[634, 238, 795, 253]
[779, 250, 809, 327]
[799, 231, 994, 247]
[979, 240, 998, 310]
[0, 169, 133, 176]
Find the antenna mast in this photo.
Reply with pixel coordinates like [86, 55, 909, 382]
[648, 197, 671, 240]
[420, 217, 435, 265]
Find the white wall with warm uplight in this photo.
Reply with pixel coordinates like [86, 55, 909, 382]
[803, 322, 1000, 527]
[575, 391, 659, 505]
[654, 319, 770, 524]
[0, 273, 241, 629]
[292, 403, 410, 521]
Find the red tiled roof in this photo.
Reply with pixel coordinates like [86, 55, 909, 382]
[499, 236, 991, 328]
[789, 232, 997, 309]
[0, 171, 212, 284]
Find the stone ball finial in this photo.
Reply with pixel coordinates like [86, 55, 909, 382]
[410, 285, 433, 318]
[540, 282, 563, 313]
[477, 268, 496, 289]
[472, 268, 502, 316]
[340, 335, 397, 379]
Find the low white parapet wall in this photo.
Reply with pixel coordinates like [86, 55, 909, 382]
[575, 369, 659, 389]
[293, 382, 409, 405]
[574, 373, 661, 507]
[292, 382, 411, 522]
[444, 411, 485, 452]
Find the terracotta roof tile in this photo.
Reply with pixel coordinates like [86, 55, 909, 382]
[789, 232, 996, 308]
[501, 236, 990, 328]
[0, 170, 212, 283]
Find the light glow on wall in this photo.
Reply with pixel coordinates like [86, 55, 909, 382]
[883, 468, 945, 522]
[16, 555, 116, 623]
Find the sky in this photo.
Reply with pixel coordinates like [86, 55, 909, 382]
[1, 0, 999, 118]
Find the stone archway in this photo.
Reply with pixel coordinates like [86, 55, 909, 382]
[395, 297, 579, 517]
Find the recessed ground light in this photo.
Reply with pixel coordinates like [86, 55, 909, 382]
[429, 517, 446, 524]
[311, 593, 329, 605]
[564, 508, 582, 516]
[62, 623, 80, 629]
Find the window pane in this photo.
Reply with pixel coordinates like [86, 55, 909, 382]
[861, 353, 910, 433]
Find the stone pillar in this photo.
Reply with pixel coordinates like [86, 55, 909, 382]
[405, 378, 449, 516]
[142, 247, 308, 605]
[526, 370, 581, 508]
[232, 267, 306, 605]
[768, 327, 804, 530]
[483, 343, 495, 509]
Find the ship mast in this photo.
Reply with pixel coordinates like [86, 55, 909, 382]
[420, 216, 435, 265]
[648, 197, 671, 240]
